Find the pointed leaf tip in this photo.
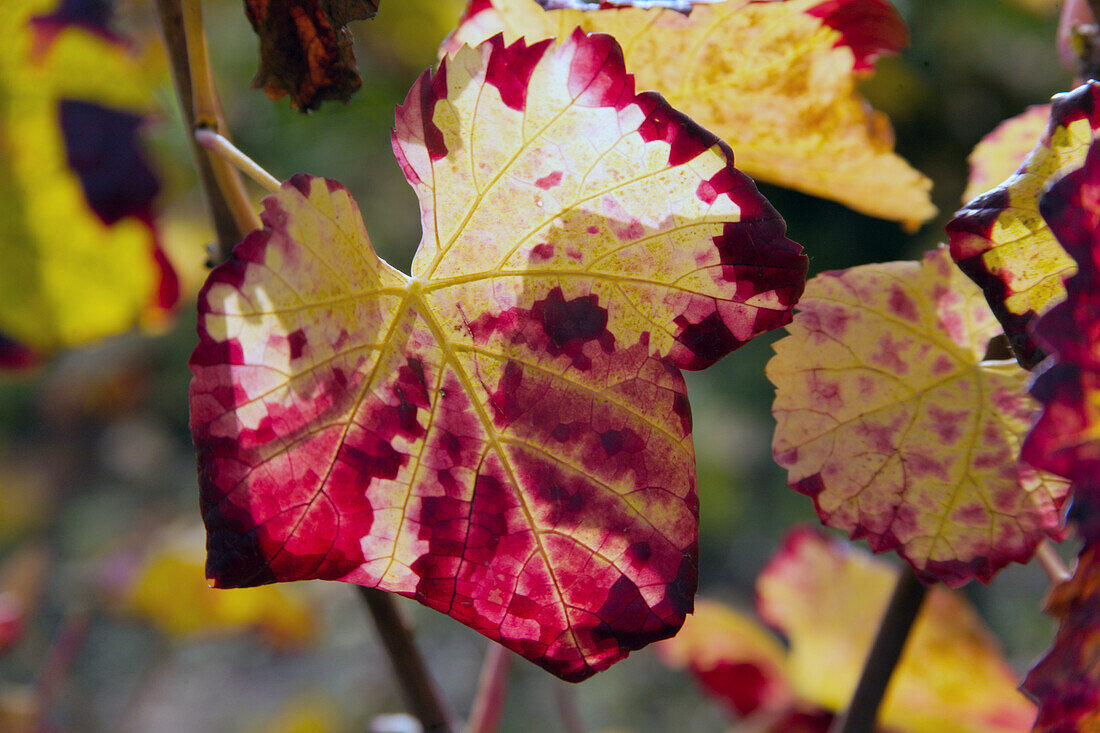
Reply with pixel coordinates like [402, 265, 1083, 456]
[193, 31, 803, 680]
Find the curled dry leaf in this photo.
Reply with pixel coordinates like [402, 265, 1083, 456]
[190, 31, 805, 680]
[768, 247, 1068, 586]
[0, 0, 177, 366]
[946, 83, 1100, 369]
[243, 0, 380, 110]
[444, 0, 936, 227]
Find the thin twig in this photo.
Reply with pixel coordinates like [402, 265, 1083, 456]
[357, 587, 458, 733]
[553, 682, 584, 733]
[466, 643, 511, 733]
[1036, 539, 1072, 584]
[829, 568, 927, 733]
[196, 130, 281, 194]
[153, 0, 258, 261]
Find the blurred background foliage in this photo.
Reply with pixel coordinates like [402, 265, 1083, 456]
[0, 0, 1077, 730]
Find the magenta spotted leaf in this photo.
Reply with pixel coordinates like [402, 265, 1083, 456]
[190, 31, 806, 680]
[768, 247, 1068, 586]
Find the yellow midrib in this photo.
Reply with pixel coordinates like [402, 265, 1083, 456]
[404, 278, 587, 661]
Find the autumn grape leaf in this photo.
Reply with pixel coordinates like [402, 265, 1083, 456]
[945, 83, 1100, 369]
[1022, 544, 1100, 733]
[767, 246, 1068, 586]
[189, 31, 806, 680]
[0, 0, 177, 363]
[963, 104, 1051, 204]
[1022, 141, 1100, 497]
[443, 0, 936, 227]
[755, 527, 1036, 732]
[1019, 141, 1100, 732]
[244, 0, 380, 110]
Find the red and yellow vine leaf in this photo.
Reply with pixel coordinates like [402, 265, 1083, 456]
[0, 0, 177, 363]
[1022, 141, 1100, 496]
[244, 0, 380, 110]
[963, 104, 1051, 204]
[1020, 141, 1100, 731]
[657, 598, 796, 719]
[443, 0, 934, 227]
[946, 84, 1100, 369]
[767, 247, 1068, 586]
[1023, 544, 1100, 733]
[756, 528, 1036, 732]
[190, 31, 806, 681]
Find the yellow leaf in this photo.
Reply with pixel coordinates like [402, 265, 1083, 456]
[119, 530, 315, 648]
[0, 0, 175, 357]
[444, 0, 936, 227]
[756, 528, 1036, 733]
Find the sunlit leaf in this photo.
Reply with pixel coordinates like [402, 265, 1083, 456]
[444, 0, 935, 227]
[1022, 141, 1100, 495]
[118, 530, 315, 648]
[768, 247, 1068, 585]
[1023, 543, 1100, 733]
[1020, 142, 1100, 731]
[963, 104, 1051, 204]
[190, 31, 805, 680]
[0, 0, 177, 363]
[243, 0, 380, 110]
[946, 84, 1100, 369]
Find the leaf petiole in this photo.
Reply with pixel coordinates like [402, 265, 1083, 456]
[195, 129, 281, 194]
[1036, 540, 1071, 584]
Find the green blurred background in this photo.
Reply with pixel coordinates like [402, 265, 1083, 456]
[0, 0, 1077, 730]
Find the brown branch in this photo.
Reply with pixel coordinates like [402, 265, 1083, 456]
[153, 0, 257, 263]
[357, 587, 458, 733]
[466, 643, 511, 733]
[829, 568, 927, 733]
